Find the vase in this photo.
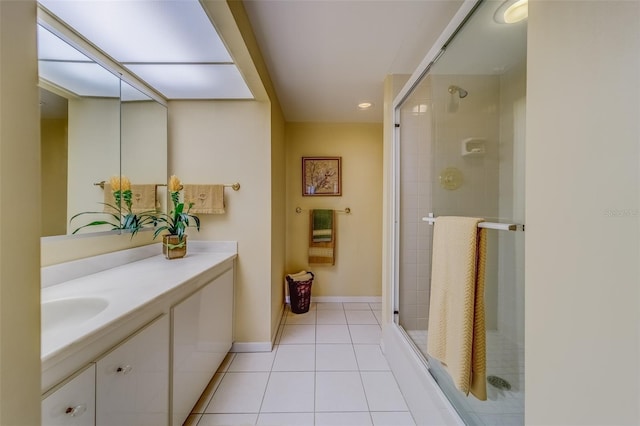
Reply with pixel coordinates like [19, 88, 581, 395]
[163, 235, 187, 259]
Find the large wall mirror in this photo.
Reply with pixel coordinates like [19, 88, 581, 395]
[38, 23, 167, 238]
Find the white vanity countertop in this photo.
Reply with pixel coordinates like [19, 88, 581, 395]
[41, 242, 236, 392]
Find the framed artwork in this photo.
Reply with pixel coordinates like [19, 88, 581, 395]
[302, 156, 342, 196]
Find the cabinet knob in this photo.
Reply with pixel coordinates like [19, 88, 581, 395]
[65, 404, 86, 417]
[115, 365, 133, 375]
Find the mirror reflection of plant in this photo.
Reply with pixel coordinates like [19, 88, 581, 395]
[70, 175, 155, 236]
[152, 175, 200, 247]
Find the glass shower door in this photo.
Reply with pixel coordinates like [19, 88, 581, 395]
[394, 1, 526, 424]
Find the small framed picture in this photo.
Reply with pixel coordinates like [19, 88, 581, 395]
[302, 157, 342, 196]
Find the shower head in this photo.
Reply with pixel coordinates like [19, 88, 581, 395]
[448, 85, 468, 98]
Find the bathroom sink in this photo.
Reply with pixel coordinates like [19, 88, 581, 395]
[42, 297, 109, 332]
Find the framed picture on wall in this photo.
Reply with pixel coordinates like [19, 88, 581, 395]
[302, 157, 342, 196]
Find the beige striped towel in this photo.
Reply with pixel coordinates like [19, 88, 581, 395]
[427, 216, 487, 400]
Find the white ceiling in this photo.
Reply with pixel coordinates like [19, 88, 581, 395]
[243, 0, 464, 123]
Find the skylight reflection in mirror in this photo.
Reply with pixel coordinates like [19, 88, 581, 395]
[38, 25, 120, 98]
[37, 0, 253, 100]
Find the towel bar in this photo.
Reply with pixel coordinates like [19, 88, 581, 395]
[421, 216, 521, 231]
[93, 181, 167, 190]
[296, 207, 351, 214]
[94, 181, 240, 191]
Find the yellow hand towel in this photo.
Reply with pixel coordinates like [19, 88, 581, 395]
[183, 184, 225, 214]
[130, 184, 158, 213]
[427, 216, 487, 400]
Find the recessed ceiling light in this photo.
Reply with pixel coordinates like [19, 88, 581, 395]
[494, 0, 528, 24]
[358, 102, 373, 110]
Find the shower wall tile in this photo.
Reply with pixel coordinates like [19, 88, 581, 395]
[416, 291, 429, 307]
[399, 77, 433, 334]
[416, 318, 429, 330]
[399, 288, 418, 306]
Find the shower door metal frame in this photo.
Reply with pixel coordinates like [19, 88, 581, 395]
[390, 0, 482, 331]
[388, 2, 490, 425]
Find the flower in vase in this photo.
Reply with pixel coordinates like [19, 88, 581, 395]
[152, 175, 200, 247]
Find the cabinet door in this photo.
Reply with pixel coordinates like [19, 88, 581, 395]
[96, 314, 169, 426]
[172, 268, 233, 426]
[42, 364, 96, 426]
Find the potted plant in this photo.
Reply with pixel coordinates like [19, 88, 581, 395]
[152, 175, 200, 259]
[70, 175, 155, 236]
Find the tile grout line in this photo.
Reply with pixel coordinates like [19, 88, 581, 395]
[313, 306, 317, 425]
[255, 306, 293, 423]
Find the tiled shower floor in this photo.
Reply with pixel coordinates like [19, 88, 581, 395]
[406, 329, 524, 426]
[184, 302, 419, 426]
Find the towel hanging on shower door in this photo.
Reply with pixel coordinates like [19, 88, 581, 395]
[427, 216, 487, 400]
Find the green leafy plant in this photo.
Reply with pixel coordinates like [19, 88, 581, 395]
[70, 175, 155, 236]
[152, 175, 200, 247]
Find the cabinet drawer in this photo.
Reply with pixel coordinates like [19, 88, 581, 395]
[42, 364, 95, 426]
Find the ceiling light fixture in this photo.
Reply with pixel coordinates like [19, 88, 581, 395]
[494, 0, 528, 24]
[358, 102, 373, 110]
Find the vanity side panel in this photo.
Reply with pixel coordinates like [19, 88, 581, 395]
[171, 268, 234, 426]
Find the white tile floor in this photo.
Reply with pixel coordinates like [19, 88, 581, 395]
[185, 302, 417, 426]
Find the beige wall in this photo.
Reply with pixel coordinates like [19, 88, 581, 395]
[526, 1, 639, 424]
[121, 101, 168, 202]
[67, 98, 120, 234]
[270, 109, 286, 337]
[225, 0, 288, 345]
[41, 118, 68, 236]
[285, 122, 383, 297]
[0, 1, 41, 424]
[168, 100, 274, 345]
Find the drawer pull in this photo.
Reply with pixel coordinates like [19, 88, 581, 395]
[115, 365, 133, 375]
[65, 404, 86, 417]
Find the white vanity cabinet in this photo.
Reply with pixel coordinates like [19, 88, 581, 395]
[95, 314, 170, 426]
[42, 364, 96, 426]
[41, 247, 237, 426]
[172, 268, 234, 426]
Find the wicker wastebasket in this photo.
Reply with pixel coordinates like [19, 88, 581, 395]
[286, 272, 314, 314]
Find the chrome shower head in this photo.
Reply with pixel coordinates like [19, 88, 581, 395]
[448, 85, 468, 98]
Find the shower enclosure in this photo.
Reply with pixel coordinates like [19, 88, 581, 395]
[393, 1, 526, 424]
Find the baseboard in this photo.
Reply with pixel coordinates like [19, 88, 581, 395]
[382, 324, 464, 426]
[285, 295, 382, 304]
[272, 303, 285, 346]
[230, 341, 273, 353]
[313, 296, 382, 303]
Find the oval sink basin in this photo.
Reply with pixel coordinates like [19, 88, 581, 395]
[42, 297, 109, 332]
